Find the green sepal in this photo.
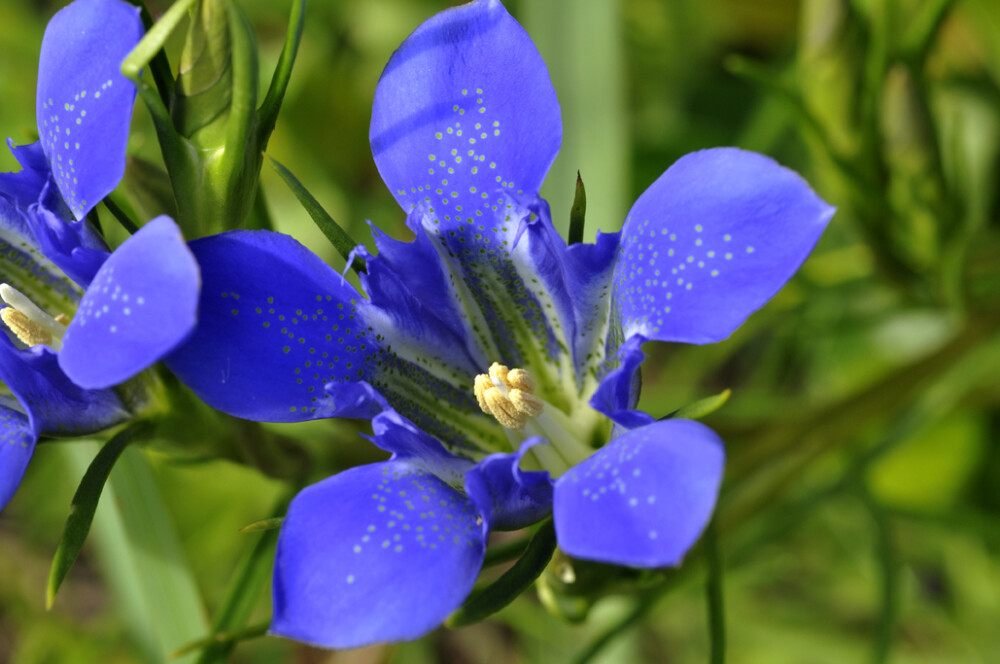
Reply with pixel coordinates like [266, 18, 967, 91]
[46, 421, 155, 608]
[123, 0, 306, 236]
[568, 171, 587, 245]
[663, 388, 731, 421]
[446, 520, 557, 627]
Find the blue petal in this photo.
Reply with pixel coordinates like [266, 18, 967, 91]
[0, 335, 127, 436]
[554, 419, 724, 567]
[165, 230, 375, 422]
[368, 409, 474, 486]
[29, 200, 109, 287]
[371, 0, 560, 226]
[167, 230, 504, 453]
[613, 148, 835, 344]
[59, 217, 199, 388]
[0, 141, 51, 210]
[465, 440, 554, 531]
[0, 399, 37, 511]
[589, 334, 655, 429]
[271, 460, 486, 648]
[36, 0, 143, 219]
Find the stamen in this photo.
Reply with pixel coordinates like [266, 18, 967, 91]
[0, 283, 68, 351]
[474, 362, 543, 430]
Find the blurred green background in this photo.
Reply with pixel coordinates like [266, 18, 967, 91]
[2, 0, 999, 662]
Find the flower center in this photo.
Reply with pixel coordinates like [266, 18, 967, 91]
[0, 283, 69, 351]
[474, 362, 597, 476]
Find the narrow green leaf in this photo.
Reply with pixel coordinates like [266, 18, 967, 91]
[192, 495, 288, 663]
[256, 0, 306, 148]
[568, 171, 586, 245]
[238, 516, 284, 533]
[704, 518, 726, 664]
[61, 442, 208, 663]
[664, 389, 731, 421]
[446, 520, 557, 627]
[47, 421, 152, 608]
[482, 535, 531, 568]
[266, 155, 365, 272]
[103, 197, 141, 235]
[172, 622, 269, 659]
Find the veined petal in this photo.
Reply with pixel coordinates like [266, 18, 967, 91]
[0, 335, 127, 436]
[271, 460, 486, 649]
[368, 410, 474, 486]
[589, 334, 655, 429]
[0, 399, 37, 511]
[60, 217, 199, 389]
[370, 0, 568, 390]
[554, 418, 724, 567]
[36, 0, 143, 219]
[465, 439, 554, 531]
[0, 196, 83, 316]
[371, 0, 560, 229]
[613, 148, 834, 344]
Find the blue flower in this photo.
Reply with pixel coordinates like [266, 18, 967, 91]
[166, 0, 834, 648]
[1, 0, 200, 510]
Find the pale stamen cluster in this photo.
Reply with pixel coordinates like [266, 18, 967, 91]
[0, 283, 69, 351]
[474, 362, 544, 430]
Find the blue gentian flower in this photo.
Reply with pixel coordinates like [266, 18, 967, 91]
[166, 0, 834, 648]
[1, 0, 200, 510]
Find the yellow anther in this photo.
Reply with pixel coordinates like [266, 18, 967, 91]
[507, 368, 534, 392]
[474, 374, 493, 412]
[483, 387, 526, 429]
[473, 363, 544, 430]
[1, 308, 53, 347]
[509, 388, 543, 417]
[488, 362, 509, 385]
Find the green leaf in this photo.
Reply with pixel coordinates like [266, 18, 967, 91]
[59, 441, 208, 663]
[47, 422, 152, 608]
[447, 520, 557, 627]
[256, 0, 306, 148]
[238, 516, 284, 533]
[190, 496, 288, 663]
[568, 171, 586, 245]
[664, 388, 731, 420]
[266, 155, 365, 272]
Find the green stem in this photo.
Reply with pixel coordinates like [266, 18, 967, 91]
[862, 489, 898, 664]
[705, 519, 726, 664]
[123, 0, 175, 107]
[103, 197, 141, 235]
[447, 521, 557, 627]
